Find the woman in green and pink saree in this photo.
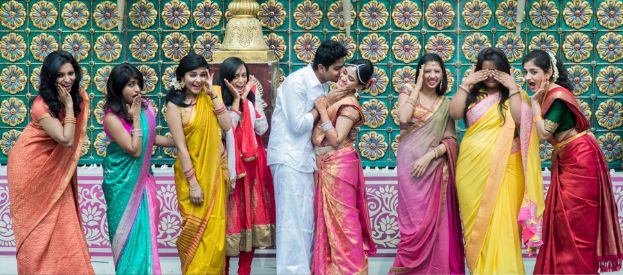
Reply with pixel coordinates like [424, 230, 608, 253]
[102, 64, 174, 274]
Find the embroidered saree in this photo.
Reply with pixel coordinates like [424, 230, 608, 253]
[174, 89, 229, 274]
[311, 96, 376, 275]
[102, 103, 161, 274]
[390, 97, 465, 274]
[7, 92, 94, 274]
[534, 87, 623, 273]
[456, 92, 544, 274]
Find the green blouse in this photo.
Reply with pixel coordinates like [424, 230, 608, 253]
[543, 99, 576, 133]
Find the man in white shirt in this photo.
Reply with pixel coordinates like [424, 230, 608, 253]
[267, 40, 347, 274]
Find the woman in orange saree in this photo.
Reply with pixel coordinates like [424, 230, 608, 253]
[165, 53, 233, 274]
[524, 49, 623, 274]
[7, 51, 93, 274]
[311, 59, 376, 274]
[449, 47, 544, 274]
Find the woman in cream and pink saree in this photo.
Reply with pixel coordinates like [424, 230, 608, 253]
[390, 53, 464, 274]
[311, 59, 376, 275]
[449, 47, 544, 274]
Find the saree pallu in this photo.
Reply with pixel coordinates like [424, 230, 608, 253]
[7, 92, 93, 274]
[456, 92, 544, 274]
[390, 98, 465, 274]
[311, 145, 376, 275]
[174, 90, 229, 274]
[535, 87, 623, 274]
[102, 104, 161, 274]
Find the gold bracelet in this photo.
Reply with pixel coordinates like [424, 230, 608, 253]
[534, 115, 543, 122]
[510, 91, 520, 98]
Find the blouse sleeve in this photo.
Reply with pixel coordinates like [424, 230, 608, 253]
[338, 106, 361, 124]
[543, 99, 567, 133]
[31, 97, 51, 122]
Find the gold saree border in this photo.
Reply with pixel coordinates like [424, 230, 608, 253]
[226, 224, 276, 256]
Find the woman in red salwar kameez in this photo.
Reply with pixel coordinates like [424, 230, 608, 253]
[217, 57, 275, 275]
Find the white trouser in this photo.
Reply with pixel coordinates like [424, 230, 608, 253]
[270, 164, 315, 275]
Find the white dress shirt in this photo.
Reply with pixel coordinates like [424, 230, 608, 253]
[267, 64, 328, 172]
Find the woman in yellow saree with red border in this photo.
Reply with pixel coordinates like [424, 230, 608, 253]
[449, 48, 544, 274]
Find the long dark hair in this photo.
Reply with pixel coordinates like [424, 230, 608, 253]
[414, 53, 448, 96]
[166, 53, 209, 107]
[104, 63, 144, 121]
[522, 49, 573, 92]
[464, 47, 511, 123]
[216, 57, 255, 109]
[39, 50, 83, 117]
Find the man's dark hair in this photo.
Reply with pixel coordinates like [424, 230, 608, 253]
[312, 40, 348, 70]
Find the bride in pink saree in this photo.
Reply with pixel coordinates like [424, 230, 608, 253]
[311, 59, 376, 274]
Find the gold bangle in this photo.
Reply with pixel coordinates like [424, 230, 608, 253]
[534, 115, 543, 122]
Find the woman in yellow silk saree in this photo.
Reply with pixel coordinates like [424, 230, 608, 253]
[165, 54, 233, 274]
[449, 48, 544, 274]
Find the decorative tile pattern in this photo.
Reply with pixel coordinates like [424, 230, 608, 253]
[0, 0, 620, 170]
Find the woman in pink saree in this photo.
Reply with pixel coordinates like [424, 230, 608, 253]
[390, 53, 464, 274]
[311, 59, 376, 274]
